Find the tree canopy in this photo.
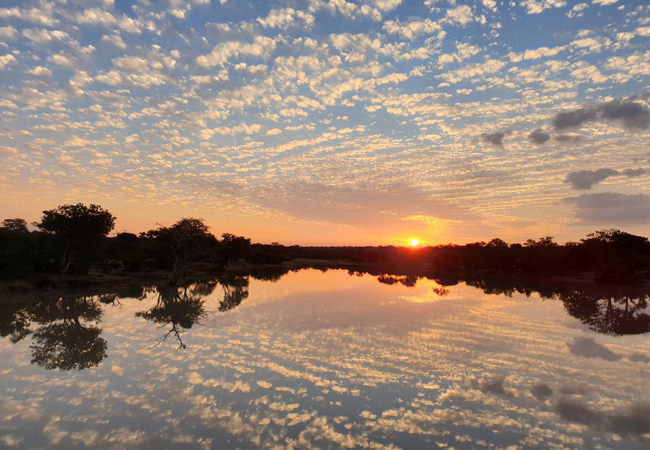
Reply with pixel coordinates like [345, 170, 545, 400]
[37, 203, 115, 240]
[35, 203, 116, 272]
[1, 218, 29, 233]
[143, 217, 217, 285]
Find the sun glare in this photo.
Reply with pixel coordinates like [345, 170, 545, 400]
[410, 239, 419, 246]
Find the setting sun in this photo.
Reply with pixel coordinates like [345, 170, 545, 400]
[410, 239, 419, 246]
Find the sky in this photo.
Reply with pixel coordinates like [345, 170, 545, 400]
[0, 0, 649, 245]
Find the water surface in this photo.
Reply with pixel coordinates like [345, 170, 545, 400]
[1, 269, 649, 449]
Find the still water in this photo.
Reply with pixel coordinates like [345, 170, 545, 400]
[1, 268, 649, 449]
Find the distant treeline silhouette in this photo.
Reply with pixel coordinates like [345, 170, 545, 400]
[283, 231, 650, 283]
[2, 203, 650, 284]
[0, 203, 253, 285]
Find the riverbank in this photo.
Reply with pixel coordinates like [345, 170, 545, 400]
[3, 257, 648, 298]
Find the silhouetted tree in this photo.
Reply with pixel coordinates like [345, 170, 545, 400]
[0, 224, 37, 278]
[142, 218, 217, 285]
[220, 233, 251, 265]
[524, 236, 558, 247]
[581, 229, 650, 282]
[36, 203, 115, 273]
[1, 218, 29, 233]
[486, 238, 508, 248]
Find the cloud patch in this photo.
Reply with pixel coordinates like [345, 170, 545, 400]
[482, 131, 510, 148]
[557, 400, 650, 436]
[564, 168, 618, 189]
[567, 337, 621, 361]
[552, 96, 650, 130]
[565, 192, 650, 224]
[564, 167, 647, 189]
[528, 128, 550, 144]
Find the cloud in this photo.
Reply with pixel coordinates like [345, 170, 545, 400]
[257, 8, 314, 29]
[0, 5, 59, 27]
[382, 18, 444, 40]
[528, 129, 550, 144]
[482, 131, 510, 148]
[0, 25, 17, 40]
[27, 66, 52, 78]
[101, 34, 127, 50]
[567, 2, 589, 18]
[567, 337, 621, 361]
[621, 168, 647, 177]
[564, 167, 648, 189]
[565, 193, 650, 224]
[373, 0, 402, 11]
[564, 168, 618, 189]
[195, 36, 277, 68]
[531, 384, 553, 399]
[250, 181, 468, 228]
[521, 0, 567, 14]
[628, 353, 650, 364]
[0, 53, 17, 69]
[557, 400, 650, 436]
[440, 58, 506, 83]
[22, 28, 68, 44]
[552, 96, 650, 130]
[443, 5, 475, 27]
[555, 134, 583, 143]
[479, 376, 506, 395]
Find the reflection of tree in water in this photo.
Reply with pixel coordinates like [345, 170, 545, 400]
[1, 295, 112, 370]
[136, 285, 207, 349]
[135, 274, 250, 348]
[29, 296, 107, 371]
[215, 273, 249, 312]
[432, 287, 450, 297]
[248, 266, 291, 283]
[349, 267, 650, 336]
[562, 291, 650, 336]
[377, 274, 418, 288]
[0, 301, 32, 344]
[465, 276, 650, 336]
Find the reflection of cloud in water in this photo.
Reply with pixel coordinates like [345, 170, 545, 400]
[530, 383, 553, 399]
[567, 337, 623, 361]
[557, 401, 650, 437]
[1, 269, 650, 449]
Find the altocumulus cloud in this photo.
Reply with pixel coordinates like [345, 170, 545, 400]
[565, 192, 650, 224]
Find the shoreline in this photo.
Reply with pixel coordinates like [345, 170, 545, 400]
[2, 259, 648, 299]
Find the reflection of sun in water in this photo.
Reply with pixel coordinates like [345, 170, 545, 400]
[410, 239, 419, 246]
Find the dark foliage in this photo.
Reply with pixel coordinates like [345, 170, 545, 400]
[2, 203, 649, 285]
[36, 203, 116, 274]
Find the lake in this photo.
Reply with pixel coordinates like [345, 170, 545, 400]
[1, 268, 649, 449]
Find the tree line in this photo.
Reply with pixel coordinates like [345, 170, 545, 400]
[0, 203, 254, 285]
[280, 231, 650, 283]
[2, 203, 650, 285]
